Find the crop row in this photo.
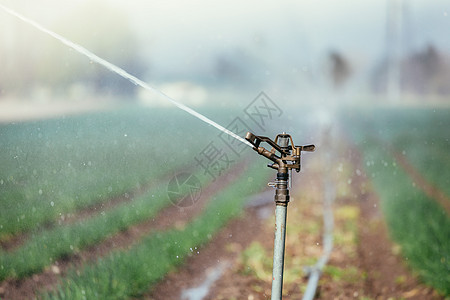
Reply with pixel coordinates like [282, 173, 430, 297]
[357, 138, 449, 295]
[41, 161, 272, 299]
[341, 107, 450, 295]
[0, 166, 212, 281]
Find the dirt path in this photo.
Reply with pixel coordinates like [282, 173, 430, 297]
[0, 163, 247, 300]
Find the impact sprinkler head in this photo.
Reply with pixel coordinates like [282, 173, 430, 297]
[245, 131, 315, 173]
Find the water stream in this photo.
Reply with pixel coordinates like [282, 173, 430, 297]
[0, 4, 253, 148]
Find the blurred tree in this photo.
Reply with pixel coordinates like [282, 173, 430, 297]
[328, 50, 352, 90]
[372, 44, 450, 96]
[213, 48, 264, 87]
[402, 45, 450, 95]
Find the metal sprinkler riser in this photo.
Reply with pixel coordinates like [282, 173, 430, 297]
[245, 131, 315, 300]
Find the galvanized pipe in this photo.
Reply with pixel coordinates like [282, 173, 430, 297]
[271, 172, 289, 300]
[271, 204, 287, 300]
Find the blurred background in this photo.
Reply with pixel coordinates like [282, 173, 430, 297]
[0, 0, 449, 114]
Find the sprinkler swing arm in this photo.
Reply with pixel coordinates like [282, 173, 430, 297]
[245, 131, 314, 300]
[245, 132, 315, 174]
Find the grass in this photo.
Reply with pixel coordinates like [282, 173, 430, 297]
[40, 162, 272, 299]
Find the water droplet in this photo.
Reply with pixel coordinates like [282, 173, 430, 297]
[124, 133, 128, 137]
[176, 255, 179, 258]
[39, 189, 43, 195]
[50, 201, 55, 207]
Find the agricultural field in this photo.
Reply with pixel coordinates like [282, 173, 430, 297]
[2, 0, 450, 299]
[0, 105, 449, 299]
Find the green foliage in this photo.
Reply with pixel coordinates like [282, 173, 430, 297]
[40, 163, 271, 299]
